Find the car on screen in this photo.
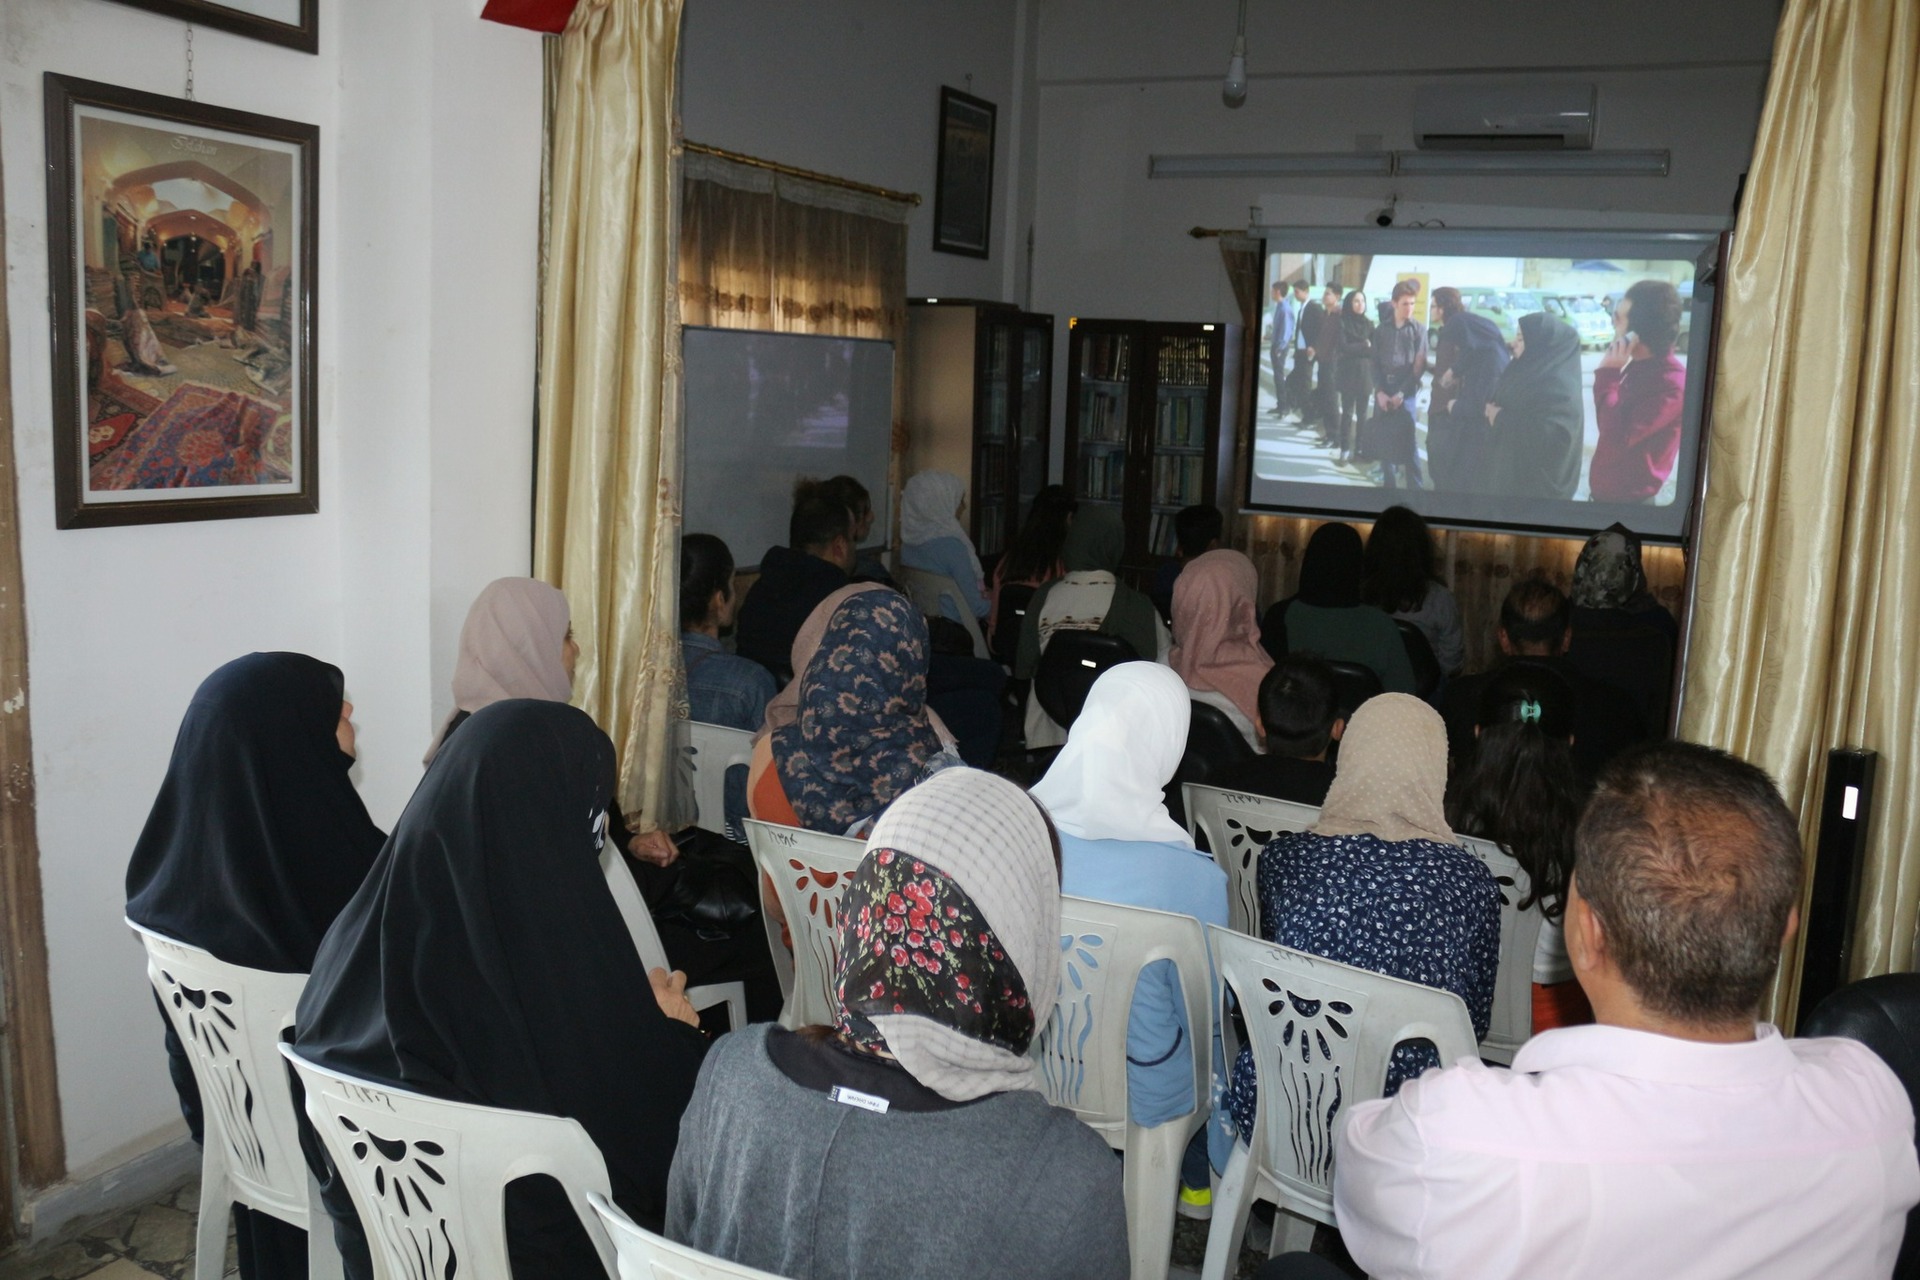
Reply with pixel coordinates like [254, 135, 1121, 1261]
[1462, 290, 1545, 342]
[1544, 295, 1615, 349]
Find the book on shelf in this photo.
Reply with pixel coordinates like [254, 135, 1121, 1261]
[1155, 336, 1211, 388]
[1079, 390, 1128, 443]
[1080, 332, 1131, 382]
[1155, 392, 1208, 447]
[1077, 449, 1129, 502]
[1149, 454, 1204, 507]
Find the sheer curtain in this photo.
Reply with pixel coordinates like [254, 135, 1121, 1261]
[533, 0, 690, 831]
[1679, 0, 1920, 1019]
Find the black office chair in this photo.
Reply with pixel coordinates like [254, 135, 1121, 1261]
[1323, 660, 1385, 721]
[1395, 619, 1443, 701]
[992, 582, 1036, 668]
[1801, 973, 1920, 1278]
[1032, 631, 1139, 731]
[1165, 700, 1258, 828]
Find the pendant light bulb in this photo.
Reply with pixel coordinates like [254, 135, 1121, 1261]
[1222, 34, 1248, 108]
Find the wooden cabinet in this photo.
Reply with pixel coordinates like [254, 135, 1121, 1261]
[1063, 318, 1242, 569]
[905, 300, 1053, 560]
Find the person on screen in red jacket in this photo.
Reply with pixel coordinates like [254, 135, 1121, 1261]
[1588, 280, 1686, 504]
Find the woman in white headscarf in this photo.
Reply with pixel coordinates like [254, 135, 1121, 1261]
[667, 768, 1127, 1280]
[1030, 662, 1227, 1212]
[899, 469, 990, 622]
[1223, 693, 1501, 1143]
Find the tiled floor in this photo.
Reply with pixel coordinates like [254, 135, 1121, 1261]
[0, 1182, 234, 1280]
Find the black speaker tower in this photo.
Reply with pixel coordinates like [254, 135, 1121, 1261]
[1794, 747, 1879, 1031]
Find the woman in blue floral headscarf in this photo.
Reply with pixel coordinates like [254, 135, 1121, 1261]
[753, 588, 953, 836]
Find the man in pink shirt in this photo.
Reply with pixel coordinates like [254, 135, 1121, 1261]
[1333, 740, 1920, 1279]
[1587, 279, 1687, 503]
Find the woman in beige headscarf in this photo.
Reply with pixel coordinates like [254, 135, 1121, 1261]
[424, 577, 576, 764]
[1222, 693, 1503, 1143]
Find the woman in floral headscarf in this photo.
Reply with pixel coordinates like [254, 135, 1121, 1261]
[668, 768, 1127, 1280]
[1565, 523, 1679, 730]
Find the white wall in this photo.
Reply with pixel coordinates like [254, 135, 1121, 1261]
[680, 0, 1027, 302]
[0, 0, 539, 1183]
[1029, 0, 1781, 479]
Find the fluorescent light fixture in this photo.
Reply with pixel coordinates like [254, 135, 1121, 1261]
[1393, 149, 1670, 177]
[1150, 152, 1395, 179]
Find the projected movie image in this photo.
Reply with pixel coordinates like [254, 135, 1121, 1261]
[1256, 251, 1695, 512]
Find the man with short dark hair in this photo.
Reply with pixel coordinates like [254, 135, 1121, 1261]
[1370, 280, 1429, 488]
[1211, 654, 1343, 805]
[1441, 574, 1645, 776]
[1334, 740, 1920, 1277]
[1269, 280, 1298, 416]
[733, 491, 857, 681]
[1589, 278, 1688, 503]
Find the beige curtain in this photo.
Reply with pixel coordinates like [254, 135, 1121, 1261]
[1217, 235, 1264, 546]
[1240, 514, 1685, 677]
[677, 153, 911, 532]
[1679, 0, 1920, 1020]
[534, 0, 689, 831]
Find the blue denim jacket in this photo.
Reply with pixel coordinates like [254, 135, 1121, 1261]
[682, 632, 776, 732]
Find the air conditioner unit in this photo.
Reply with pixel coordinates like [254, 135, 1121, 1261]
[1413, 83, 1597, 151]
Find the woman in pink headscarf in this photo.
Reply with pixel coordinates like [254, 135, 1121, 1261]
[1169, 549, 1273, 752]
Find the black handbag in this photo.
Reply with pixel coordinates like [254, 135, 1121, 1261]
[645, 828, 761, 935]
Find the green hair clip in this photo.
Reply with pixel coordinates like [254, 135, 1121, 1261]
[1517, 698, 1543, 724]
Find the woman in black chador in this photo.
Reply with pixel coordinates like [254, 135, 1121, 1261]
[1485, 311, 1586, 500]
[127, 651, 385, 1279]
[295, 698, 710, 1277]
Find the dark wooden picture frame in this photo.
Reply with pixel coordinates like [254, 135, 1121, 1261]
[100, 0, 318, 55]
[45, 74, 319, 529]
[933, 86, 995, 259]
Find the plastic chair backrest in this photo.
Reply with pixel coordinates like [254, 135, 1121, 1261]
[1033, 630, 1139, 729]
[1031, 895, 1214, 1148]
[1180, 786, 1319, 938]
[129, 922, 312, 1231]
[1321, 660, 1384, 719]
[587, 1190, 785, 1280]
[992, 582, 1037, 666]
[1394, 619, 1443, 699]
[897, 566, 989, 659]
[684, 721, 754, 836]
[1166, 701, 1258, 827]
[1208, 926, 1479, 1220]
[598, 838, 746, 1030]
[743, 819, 866, 1029]
[1459, 834, 1542, 1064]
[283, 1044, 617, 1280]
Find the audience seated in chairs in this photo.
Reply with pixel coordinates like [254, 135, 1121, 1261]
[1261, 522, 1416, 694]
[1223, 694, 1499, 1150]
[1030, 662, 1228, 1215]
[1362, 505, 1465, 676]
[1151, 502, 1224, 620]
[1169, 547, 1273, 753]
[1566, 522, 1680, 732]
[1333, 741, 1920, 1278]
[734, 488, 860, 682]
[681, 533, 777, 735]
[1209, 654, 1344, 806]
[1444, 664, 1592, 1031]
[668, 768, 1129, 1280]
[1442, 574, 1648, 780]
[126, 652, 385, 1280]
[1016, 505, 1170, 750]
[899, 469, 991, 625]
[989, 483, 1076, 656]
[295, 699, 711, 1277]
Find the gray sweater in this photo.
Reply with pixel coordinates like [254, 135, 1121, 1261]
[667, 1024, 1129, 1279]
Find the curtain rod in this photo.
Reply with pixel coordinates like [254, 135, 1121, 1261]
[682, 141, 923, 207]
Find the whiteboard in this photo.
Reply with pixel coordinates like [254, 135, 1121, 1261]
[682, 327, 895, 571]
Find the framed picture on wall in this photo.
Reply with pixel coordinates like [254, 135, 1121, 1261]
[933, 86, 995, 259]
[44, 74, 319, 528]
[98, 0, 318, 55]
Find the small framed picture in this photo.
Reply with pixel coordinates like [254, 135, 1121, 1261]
[99, 0, 318, 55]
[933, 86, 995, 259]
[44, 74, 319, 528]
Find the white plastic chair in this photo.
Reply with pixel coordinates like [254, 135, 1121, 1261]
[685, 721, 754, 837]
[1181, 784, 1319, 938]
[587, 1190, 784, 1280]
[282, 1044, 617, 1280]
[128, 922, 342, 1280]
[897, 565, 990, 659]
[1460, 834, 1545, 1064]
[1030, 895, 1214, 1280]
[742, 819, 866, 1029]
[600, 838, 747, 1030]
[1200, 927, 1480, 1278]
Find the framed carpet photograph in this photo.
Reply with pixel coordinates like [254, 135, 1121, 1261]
[100, 0, 318, 55]
[933, 86, 995, 259]
[45, 74, 318, 528]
